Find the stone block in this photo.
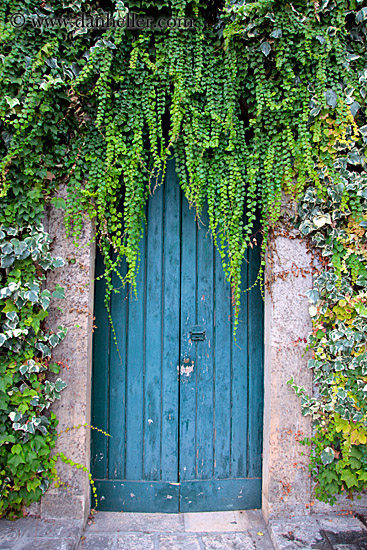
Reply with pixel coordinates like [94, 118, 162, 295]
[268, 517, 323, 550]
[86, 511, 184, 533]
[248, 528, 276, 550]
[24, 519, 82, 539]
[17, 539, 76, 550]
[116, 533, 155, 549]
[0, 523, 22, 545]
[201, 533, 255, 549]
[184, 510, 263, 533]
[332, 546, 360, 550]
[79, 534, 114, 549]
[159, 534, 200, 550]
[41, 494, 87, 521]
[318, 515, 366, 534]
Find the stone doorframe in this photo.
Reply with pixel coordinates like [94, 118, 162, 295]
[40, 198, 314, 523]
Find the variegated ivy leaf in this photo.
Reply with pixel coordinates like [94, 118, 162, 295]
[1, 255, 15, 268]
[56, 326, 67, 340]
[309, 305, 318, 317]
[313, 214, 332, 228]
[23, 289, 39, 303]
[54, 378, 67, 392]
[260, 41, 271, 56]
[5, 311, 18, 322]
[4, 328, 27, 338]
[354, 302, 367, 317]
[39, 290, 51, 310]
[35, 342, 51, 357]
[4, 282, 20, 295]
[48, 333, 60, 348]
[320, 447, 335, 465]
[20, 359, 47, 376]
[306, 289, 319, 304]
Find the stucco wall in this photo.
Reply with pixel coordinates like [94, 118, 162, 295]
[262, 230, 313, 520]
[41, 190, 95, 522]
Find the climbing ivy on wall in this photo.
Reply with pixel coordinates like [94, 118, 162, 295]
[0, 0, 367, 516]
[224, 0, 367, 503]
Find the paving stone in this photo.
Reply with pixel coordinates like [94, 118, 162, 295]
[25, 519, 81, 539]
[184, 511, 255, 532]
[269, 518, 323, 549]
[0, 524, 22, 544]
[202, 533, 256, 549]
[0, 518, 30, 543]
[318, 516, 366, 535]
[116, 533, 155, 549]
[159, 534, 201, 550]
[322, 529, 367, 547]
[245, 511, 269, 530]
[17, 538, 76, 550]
[78, 534, 114, 549]
[248, 528, 276, 549]
[88, 511, 184, 533]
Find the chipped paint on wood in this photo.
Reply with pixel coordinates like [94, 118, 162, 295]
[180, 360, 195, 376]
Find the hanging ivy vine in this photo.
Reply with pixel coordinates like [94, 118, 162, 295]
[0, 0, 367, 517]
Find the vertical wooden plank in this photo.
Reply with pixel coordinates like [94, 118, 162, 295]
[161, 159, 180, 480]
[247, 229, 264, 477]
[108, 255, 128, 479]
[231, 248, 249, 478]
[143, 179, 164, 481]
[179, 194, 197, 482]
[125, 229, 146, 480]
[213, 246, 231, 479]
[196, 207, 214, 480]
[91, 250, 110, 479]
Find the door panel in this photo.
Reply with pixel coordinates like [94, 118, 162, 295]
[91, 249, 110, 481]
[161, 160, 181, 480]
[144, 165, 164, 481]
[91, 159, 264, 512]
[178, 188, 197, 482]
[125, 231, 145, 481]
[108, 259, 127, 480]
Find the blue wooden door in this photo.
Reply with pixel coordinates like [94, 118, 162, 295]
[91, 160, 264, 512]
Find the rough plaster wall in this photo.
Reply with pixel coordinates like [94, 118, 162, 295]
[262, 232, 313, 520]
[40, 187, 95, 522]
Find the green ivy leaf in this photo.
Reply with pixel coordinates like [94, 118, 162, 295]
[52, 285, 65, 299]
[50, 197, 66, 209]
[340, 469, 358, 488]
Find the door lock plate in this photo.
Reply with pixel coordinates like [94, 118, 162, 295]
[189, 325, 206, 342]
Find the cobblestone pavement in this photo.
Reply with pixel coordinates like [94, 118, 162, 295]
[78, 511, 274, 550]
[1, 510, 367, 550]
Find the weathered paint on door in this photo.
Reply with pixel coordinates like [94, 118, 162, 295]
[91, 160, 264, 512]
